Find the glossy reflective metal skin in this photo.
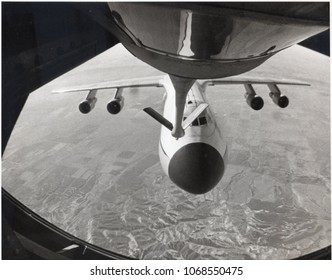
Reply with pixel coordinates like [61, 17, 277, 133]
[107, 2, 329, 79]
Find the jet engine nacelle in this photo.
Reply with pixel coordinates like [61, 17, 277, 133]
[244, 84, 264, 111]
[245, 93, 264, 111]
[107, 96, 124, 114]
[79, 97, 97, 114]
[268, 84, 289, 108]
[269, 92, 289, 108]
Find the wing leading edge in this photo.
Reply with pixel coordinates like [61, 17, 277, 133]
[199, 76, 310, 88]
[52, 75, 165, 94]
[53, 75, 310, 95]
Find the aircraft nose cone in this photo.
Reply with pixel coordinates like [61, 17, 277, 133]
[168, 143, 224, 194]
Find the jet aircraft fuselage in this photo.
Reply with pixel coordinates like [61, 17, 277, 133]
[158, 76, 227, 194]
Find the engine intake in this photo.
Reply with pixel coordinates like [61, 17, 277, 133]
[244, 84, 264, 111]
[268, 84, 289, 108]
[246, 94, 264, 111]
[107, 96, 124, 114]
[79, 97, 97, 114]
[269, 92, 289, 108]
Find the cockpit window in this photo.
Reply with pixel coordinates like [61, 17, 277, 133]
[192, 118, 199, 126]
[199, 116, 207, 125]
[183, 116, 208, 126]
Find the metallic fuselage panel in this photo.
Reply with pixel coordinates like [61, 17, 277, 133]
[107, 3, 329, 79]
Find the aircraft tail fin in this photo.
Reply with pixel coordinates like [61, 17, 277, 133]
[182, 103, 209, 130]
[143, 107, 173, 131]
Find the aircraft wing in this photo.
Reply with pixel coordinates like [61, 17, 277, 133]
[199, 76, 310, 110]
[52, 75, 165, 94]
[199, 76, 310, 88]
[53, 74, 310, 94]
[52, 75, 167, 115]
